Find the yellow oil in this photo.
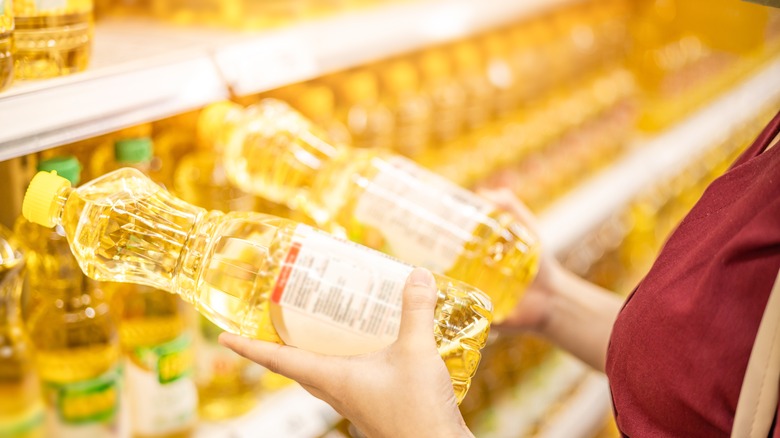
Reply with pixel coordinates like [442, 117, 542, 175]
[417, 49, 467, 147]
[101, 146, 197, 438]
[18, 217, 123, 436]
[0, 226, 44, 438]
[13, 0, 93, 79]
[110, 283, 196, 438]
[29, 168, 493, 402]
[203, 100, 539, 321]
[0, 0, 12, 91]
[17, 157, 124, 436]
[290, 84, 352, 147]
[151, 0, 236, 27]
[378, 60, 433, 158]
[333, 70, 394, 150]
[174, 147, 265, 420]
[450, 41, 494, 132]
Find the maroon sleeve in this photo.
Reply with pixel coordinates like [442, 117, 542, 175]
[606, 109, 780, 437]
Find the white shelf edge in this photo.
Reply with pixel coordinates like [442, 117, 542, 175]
[538, 56, 780, 255]
[0, 0, 573, 161]
[195, 384, 340, 438]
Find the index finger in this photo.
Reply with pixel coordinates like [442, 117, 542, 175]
[219, 333, 341, 389]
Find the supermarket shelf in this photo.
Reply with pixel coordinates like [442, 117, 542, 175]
[539, 56, 780, 255]
[196, 385, 341, 438]
[0, 0, 571, 162]
[535, 374, 611, 438]
[472, 352, 591, 438]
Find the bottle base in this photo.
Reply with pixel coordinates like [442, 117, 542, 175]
[14, 13, 92, 80]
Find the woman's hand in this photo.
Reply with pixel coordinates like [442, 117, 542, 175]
[480, 188, 624, 371]
[219, 268, 474, 438]
[479, 188, 566, 334]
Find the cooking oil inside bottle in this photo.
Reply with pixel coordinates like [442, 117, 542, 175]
[201, 100, 539, 320]
[379, 60, 433, 158]
[18, 157, 124, 437]
[174, 139, 266, 420]
[13, 0, 93, 79]
[334, 70, 394, 150]
[24, 168, 493, 402]
[0, 225, 44, 438]
[105, 139, 197, 438]
[0, 0, 12, 91]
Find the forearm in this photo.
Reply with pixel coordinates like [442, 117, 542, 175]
[538, 266, 624, 372]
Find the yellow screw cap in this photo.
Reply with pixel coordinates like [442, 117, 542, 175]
[22, 171, 71, 228]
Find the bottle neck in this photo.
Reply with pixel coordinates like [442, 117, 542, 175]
[171, 210, 224, 306]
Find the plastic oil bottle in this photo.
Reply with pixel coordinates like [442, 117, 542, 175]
[378, 59, 433, 159]
[88, 124, 154, 182]
[199, 100, 540, 321]
[151, 0, 238, 27]
[290, 84, 352, 147]
[0, 0, 12, 91]
[22, 168, 493, 403]
[13, 0, 93, 79]
[173, 129, 268, 420]
[101, 139, 198, 438]
[15, 157, 125, 437]
[0, 225, 44, 438]
[334, 70, 394, 150]
[450, 41, 494, 134]
[417, 48, 467, 148]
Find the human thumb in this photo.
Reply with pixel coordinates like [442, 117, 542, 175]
[397, 267, 439, 347]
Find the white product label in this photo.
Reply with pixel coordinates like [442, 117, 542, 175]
[35, 0, 67, 10]
[269, 225, 413, 356]
[353, 156, 494, 273]
[125, 335, 197, 436]
[43, 366, 122, 438]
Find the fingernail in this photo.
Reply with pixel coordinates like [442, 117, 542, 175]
[407, 267, 435, 287]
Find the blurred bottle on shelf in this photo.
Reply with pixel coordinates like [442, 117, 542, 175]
[13, 0, 94, 79]
[240, 0, 306, 29]
[22, 167, 493, 403]
[378, 59, 432, 158]
[480, 32, 520, 118]
[173, 119, 267, 421]
[88, 124, 155, 181]
[334, 70, 394, 150]
[450, 41, 493, 133]
[0, 225, 44, 438]
[199, 99, 539, 321]
[417, 49, 466, 148]
[16, 156, 125, 437]
[290, 84, 352, 147]
[101, 140, 198, 438]
[0, 0, 12, 91]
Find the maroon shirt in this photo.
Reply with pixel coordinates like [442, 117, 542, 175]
[606, 109, 780, 437]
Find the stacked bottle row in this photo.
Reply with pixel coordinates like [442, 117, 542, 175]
[242, 0, 638, 211]
[94, 0, 395, 28]
[630, 0, 780, 132]
[435, 100, 780, 438]
[561, 101, 780, 296]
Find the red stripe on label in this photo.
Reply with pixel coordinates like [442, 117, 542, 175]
[271, 242, 302, 304]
